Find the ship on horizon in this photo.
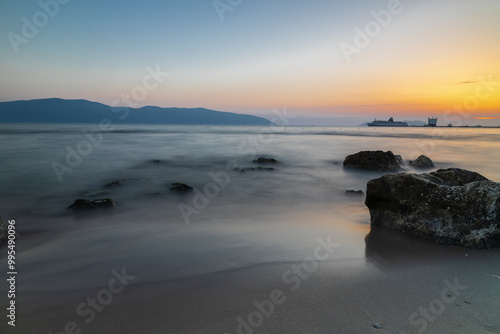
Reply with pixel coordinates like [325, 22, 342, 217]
[425, 117, 438, 127]
[367, 117, 409, 127]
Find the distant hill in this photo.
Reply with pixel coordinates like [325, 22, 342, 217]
[0, 98, 273, 125]
[359, 120, 428, 127]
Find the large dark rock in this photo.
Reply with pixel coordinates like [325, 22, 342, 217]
[68, 198, 115, 211]
[410, 155, 435, 169]
[343, 151, 401, 171]
[365, 168, 500, 248]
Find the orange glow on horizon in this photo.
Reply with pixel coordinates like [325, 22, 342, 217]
[475, 117, 500, 120]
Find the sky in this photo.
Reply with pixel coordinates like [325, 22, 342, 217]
[0, 0, 499, 126]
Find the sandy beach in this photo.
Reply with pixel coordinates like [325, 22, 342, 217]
[10, 227, 500, 334]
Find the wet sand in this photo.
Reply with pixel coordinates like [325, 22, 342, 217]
[6, 226, 500, 334]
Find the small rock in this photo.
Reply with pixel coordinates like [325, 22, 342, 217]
[170, 182, 193, 192]
[373, 323, 383, 329]
[68, 198, 115, 211]
[153, 159, 162, 163]
[104, 180, 123, 188]
[409, 155, 435, 169]
[395, 155, 404, 165]
[346, 190, 364, 195]
[253, 157, 278, 164]
[145, 192, 164, 196]
[235, 167, 274, 173]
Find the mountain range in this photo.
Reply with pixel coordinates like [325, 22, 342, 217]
[0, 98, 272, 125]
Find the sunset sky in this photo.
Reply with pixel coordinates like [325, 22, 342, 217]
[1, 0, 499, 125]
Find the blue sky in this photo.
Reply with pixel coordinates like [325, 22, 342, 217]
[1, 0, 499, 125]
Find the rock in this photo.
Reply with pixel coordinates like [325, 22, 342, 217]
[373, 323, 383, 329]
[410, 155, 435, 168]
[256, 166, 274, 171]
[104, 180, 123, 188]
[365, 168, 500, 248]
[253, 157, 278, 164]
[145, 192, 164, 196]
[68, 198, 115, 211]
[343, 151, 401, 171]
[395, 155, 404, 165]
[346, 190, 364, 195]
[170, 182, 193, 192]
[234, 167, 275, 173]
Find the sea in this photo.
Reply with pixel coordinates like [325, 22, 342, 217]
[0, 123, 499, 293]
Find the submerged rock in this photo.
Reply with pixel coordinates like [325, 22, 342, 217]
[68, 198, 115, 211]
[343, 151, 401, 171]
[104, 180, 123, 188]
[170, 182, 193, 192]
[253, 157, 278, 164]
[365, 168, 500, 248]
[235, 167, 275, 173]
[346, 190, 364, 195]
[410, 155, 435, 169]
[145, 192, 164, 197]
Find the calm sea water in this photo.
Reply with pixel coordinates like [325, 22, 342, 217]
[1, 124, 499, 292]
